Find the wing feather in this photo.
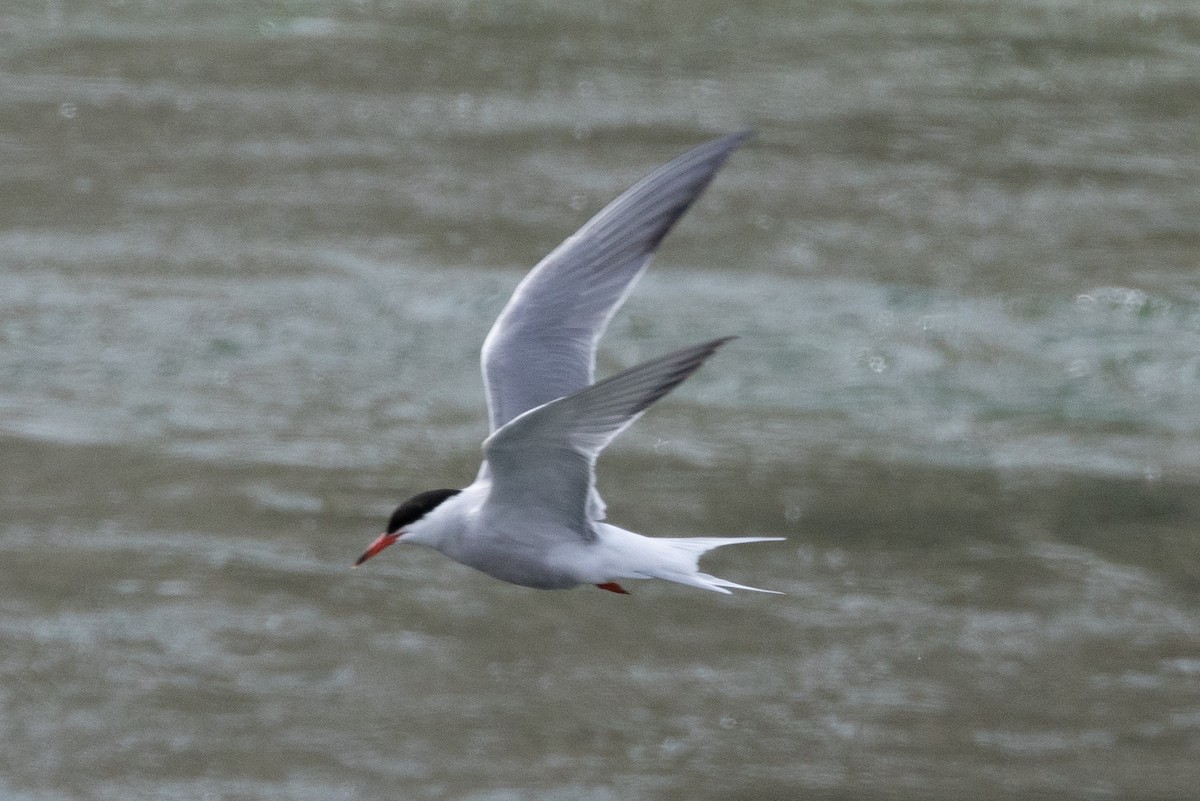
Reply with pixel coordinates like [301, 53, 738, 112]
[480, 131, 752, 433]
[481, 338, 734, 541]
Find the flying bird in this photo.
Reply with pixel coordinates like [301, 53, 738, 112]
[355, 131, 782, 594]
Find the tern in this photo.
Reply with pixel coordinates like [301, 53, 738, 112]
[355, 131, 783, 594]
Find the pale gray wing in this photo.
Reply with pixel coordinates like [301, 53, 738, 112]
[480, 131, 752, 434]
[481, 337, 734, 542]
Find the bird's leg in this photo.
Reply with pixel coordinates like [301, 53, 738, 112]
[596, 582, 630, 595]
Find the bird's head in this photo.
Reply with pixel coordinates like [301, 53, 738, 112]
[354, 487, 462, 566]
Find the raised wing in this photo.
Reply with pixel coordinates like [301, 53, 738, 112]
[481, 338, 734, 542]
[480, 131, 752, 434]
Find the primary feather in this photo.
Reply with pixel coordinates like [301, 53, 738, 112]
[481, 131, 753, 432]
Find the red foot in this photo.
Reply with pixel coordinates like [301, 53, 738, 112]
[596, 582, 630, 595]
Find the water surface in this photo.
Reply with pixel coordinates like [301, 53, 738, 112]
[2, 1, 1199, 799]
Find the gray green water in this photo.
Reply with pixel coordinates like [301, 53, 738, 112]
[2, 1, 1199, 799]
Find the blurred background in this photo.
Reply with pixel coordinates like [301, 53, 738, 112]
[1, 1, 1198, 799]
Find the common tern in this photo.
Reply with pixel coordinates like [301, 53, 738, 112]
[355, 131, 782, 594]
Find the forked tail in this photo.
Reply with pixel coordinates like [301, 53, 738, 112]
[653, 536, 784, 594]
